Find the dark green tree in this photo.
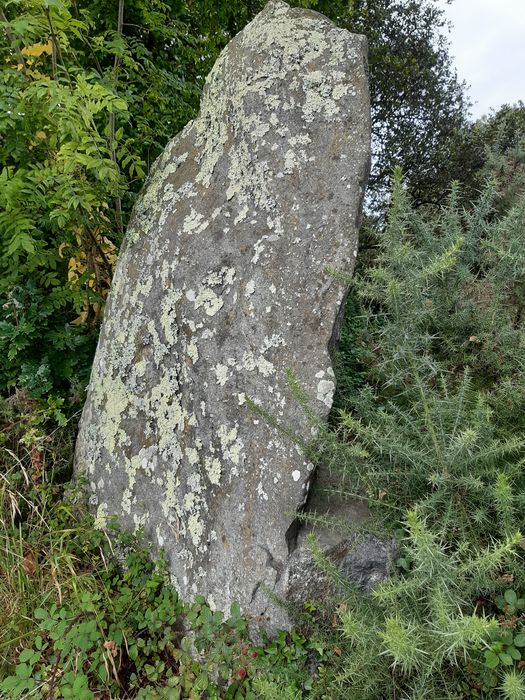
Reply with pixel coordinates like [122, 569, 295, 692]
[458, 102, 525, 211]
[0, 0, 205, 399]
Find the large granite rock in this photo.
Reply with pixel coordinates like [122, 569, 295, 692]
[75, 0, 370, 629]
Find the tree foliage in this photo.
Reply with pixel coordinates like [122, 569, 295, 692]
[0, 0, 204, 399]
[459, 102, 525, 211]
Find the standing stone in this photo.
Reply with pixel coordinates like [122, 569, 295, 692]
[75, 0, 370, 629]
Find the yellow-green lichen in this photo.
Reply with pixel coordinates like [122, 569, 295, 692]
[99, 374, 129, 454]
[204, 456, 222, 485]
[149, 371, 186, 458]
[122, 455, 141, 514]
[160, 289, 183, 345]
[188, 513, 204, 547]
[162, 470, 178, 518]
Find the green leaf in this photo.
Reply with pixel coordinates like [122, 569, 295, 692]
[18, 649, 34, 663]
[15, 663, 32, 679]
[513, 634, 525, 647]
[484, 650, 500, 669]
[507, 645, 521, 660]
[499, 652, 514, 666]
[502, 630, 514, 646]
[505, 590, 518, 607]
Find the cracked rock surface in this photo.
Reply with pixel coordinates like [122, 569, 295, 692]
[75, 0, 370, 630]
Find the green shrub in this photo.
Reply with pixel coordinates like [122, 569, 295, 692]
[306, 168, 525, 698]
[0, 0, 204, 402]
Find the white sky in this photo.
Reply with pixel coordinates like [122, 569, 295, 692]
[439, 0, 525, 120]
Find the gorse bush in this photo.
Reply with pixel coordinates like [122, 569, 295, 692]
[336, 169, 525, 537]
[304, 168, 525, 698]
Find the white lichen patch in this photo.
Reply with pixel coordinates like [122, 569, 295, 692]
[100, 374, 129, 454]
[204, 456, 222, 485]
[188, 513, 204, 547]
[122, 455, 141, 514]
[186, 339, 199, 364]
[256, 356, 275, 377]
[93, 503, 108, 530]
[160, 289, 182, 345]
[317, 379, 336, 408]
[292, 469, 301, 482]
[234, 205, 249, 225]
[288, 133, 311, 147]
[146, 319, 170, 365]
[149, 371, 186, 458]
[185, 447, 199, 466]
[257, 481, 269, 501]
[251, 236, 268, 264]
[134, 359, 148, 378]
[126, 147, 189, 243]
[194, 286, 223, 317]
[302, 70, 345, 123]
[133, 513, 148, 533]
[193, 267, 236, 317]
[239, 351, 275, 377]
[261, 333, 285, 353]
[182, 208, 209, 236]
[217, 424, 244, 468]
[213, 363, 229, 386]
[183, 492, 198, 511]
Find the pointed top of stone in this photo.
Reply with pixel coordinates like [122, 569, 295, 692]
[264, 0, 289, 8]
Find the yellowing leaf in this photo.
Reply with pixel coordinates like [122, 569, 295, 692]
[28, 71, 50, 80]
[58, 242, 69, 258]
[35, 131, 47, 140]
[71, 310, 89, 325]
[22, 42, 52, 57]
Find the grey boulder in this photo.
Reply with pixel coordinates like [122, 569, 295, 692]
[75, 0, 371, 630]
